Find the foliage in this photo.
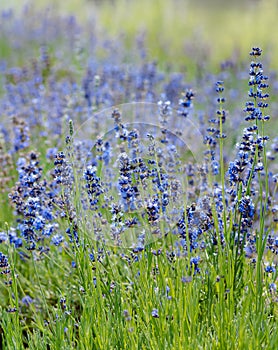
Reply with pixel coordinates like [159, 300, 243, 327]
[0, 3, 277, 350]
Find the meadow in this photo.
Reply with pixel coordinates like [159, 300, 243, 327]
[0, 1, 277, 349]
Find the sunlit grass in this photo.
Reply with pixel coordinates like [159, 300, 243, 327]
[1, 0, 278, 70]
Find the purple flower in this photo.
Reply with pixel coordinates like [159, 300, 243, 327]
[151, 309, 159, 318]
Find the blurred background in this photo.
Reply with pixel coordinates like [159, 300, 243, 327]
[0, 0, 278, 72]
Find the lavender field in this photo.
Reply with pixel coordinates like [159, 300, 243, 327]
[0, 1, 277, 349]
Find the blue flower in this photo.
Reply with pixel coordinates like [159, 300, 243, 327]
[21, 295, 33, 306]
[269, 283, 277, 292]
[238, 196, 255, 219]
[0, 252, 9, 269]
[51, 234, 64, 246]
[151, 309, 159, 318]
[265, 265, 276, 273]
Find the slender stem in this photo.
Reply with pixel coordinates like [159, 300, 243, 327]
[218, 97, 227, 239]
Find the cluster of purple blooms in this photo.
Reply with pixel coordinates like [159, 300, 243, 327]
[0, 20, 277, 300]
[8, 152, 58, 251]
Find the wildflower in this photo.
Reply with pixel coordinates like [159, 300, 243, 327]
[9, 152, 58, 250]
[250, 47, 262, 57]
[95, 138, 111, 165]
[12, 116, 30, 152]
[66, 225, 79, 245]
[0, 252, 9, 270]
[60, 297, 67, 310]
[0, 232, 8, 243]
[21, 295, 33, 306]
[181, 276, 193, 283]
[177, 199, 213, 251]
[238, 196, 255, 219]
[46, 147, 58, 160]
[52, 150, 77, 231]
[190, 256, 201, 273]
[146, 196, 160, 223]
[7, 307, 17, 313]
[165, 285, 172, 300]
[123, 309, 132, 321]
[151, 308, 159, 318]
[269, 283, 277, 293]
[178, 89, 194, 117]
[158, 99, 172, 143]
[112, 109, 128, 141]
[158, 99, 172, 124]
[51, 234, 64, 246]
[110, 204, 125, 245]
[83, 165, 103, 209]
[265, 265, 276, 273]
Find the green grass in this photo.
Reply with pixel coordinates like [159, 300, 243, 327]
[1, 226, 277, 349]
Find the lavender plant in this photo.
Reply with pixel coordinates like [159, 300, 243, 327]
[0, 6, 277, 348]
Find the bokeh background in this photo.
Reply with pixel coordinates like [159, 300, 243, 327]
[1, 0, 278, 73]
